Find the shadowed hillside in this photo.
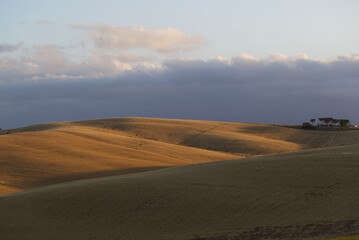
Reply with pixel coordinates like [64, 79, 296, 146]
[1, 144, 358, 240]
[1, 117, 359, 195]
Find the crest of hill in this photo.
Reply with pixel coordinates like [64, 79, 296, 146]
[1, 144, 358, 240]
[72, 117, 359, 150]
[1, 117, 359, 195]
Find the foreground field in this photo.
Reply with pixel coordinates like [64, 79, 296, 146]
[1, 117, 359, 195]
[1, 143, 358, 239]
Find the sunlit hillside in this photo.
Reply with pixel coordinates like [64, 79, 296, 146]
[1, 117, 359, 196]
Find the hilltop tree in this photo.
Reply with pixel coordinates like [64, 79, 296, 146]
[310, 118, 316, 125]
[338, 119, 350, 127]
[324, 119, 331, 126]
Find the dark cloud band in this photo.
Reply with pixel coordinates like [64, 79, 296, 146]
[0, 55, 358, 128]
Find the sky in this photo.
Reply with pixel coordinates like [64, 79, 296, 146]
[1, 0, 359, 128]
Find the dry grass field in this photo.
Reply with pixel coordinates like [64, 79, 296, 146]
[1, 118, 359, 239]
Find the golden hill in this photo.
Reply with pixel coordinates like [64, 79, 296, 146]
[1, 144, 358, 240]
[1, 117, 359, 195]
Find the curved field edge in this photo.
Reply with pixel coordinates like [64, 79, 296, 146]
[1, 117, 359, 196]
[1, 144, 358, 240]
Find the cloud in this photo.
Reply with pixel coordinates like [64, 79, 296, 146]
[1, 53, 359, 129]
[1, 22, 358, 128]
[0, 24, 205, 81]
[0, 44, 136, 79]
[71, 24, 206, 53]
[0, 42, 23, 53]
[32, 44, 68, 73]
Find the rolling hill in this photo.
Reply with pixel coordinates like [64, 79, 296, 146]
[1, 118, 359, 195]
